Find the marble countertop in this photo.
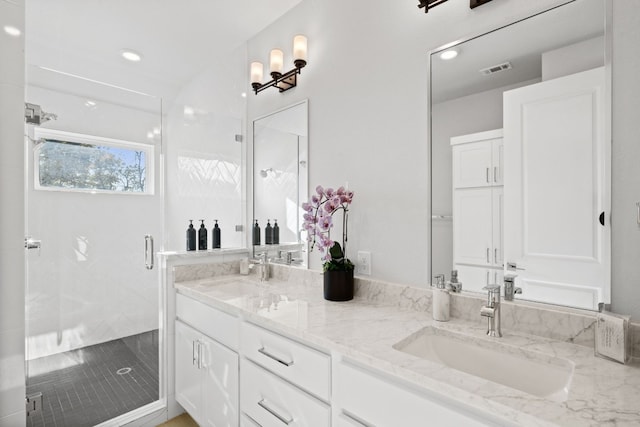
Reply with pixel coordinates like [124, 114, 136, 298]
[174, 273, 640, 427]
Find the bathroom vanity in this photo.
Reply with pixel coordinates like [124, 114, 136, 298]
[172, 264, 640, 427]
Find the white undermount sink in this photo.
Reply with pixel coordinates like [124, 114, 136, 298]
[393, 327, 574, 402]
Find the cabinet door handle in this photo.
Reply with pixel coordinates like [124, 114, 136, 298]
[144, 234, 154, 270]
[486, 248, 490, 263]
[494, 248, 498, 264]
[258, 399, 293, 425]
[258, 347, 294, 367]
[486, 271, 489, 285]
[486, 167, 490, 183]
[192, 340, 197, 366]
[494, 166, 498, 183]
[198, 340, 204, 370]
[494, 271, 498, 284]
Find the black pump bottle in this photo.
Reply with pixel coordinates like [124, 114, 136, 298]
[273, 219, 280, 244]
[198, 220, 207, 250]
[252, 220, 261, 246]
[212, 220, 221, 249]
[186, 220, 196, 251]
[265, 219, 273, 245]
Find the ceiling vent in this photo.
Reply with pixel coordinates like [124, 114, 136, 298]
[479, 61, 512, 76]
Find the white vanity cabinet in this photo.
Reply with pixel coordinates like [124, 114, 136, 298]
[452, 130, 503, 188]
[175, 294, 240, 427]
[452, 129, 504, 292]
[333, 360, 498, 427]
[239, 322, 331, 427]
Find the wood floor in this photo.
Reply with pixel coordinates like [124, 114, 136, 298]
[157, 413, 198, 427]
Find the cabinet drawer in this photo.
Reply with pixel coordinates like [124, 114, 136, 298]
[335, 360, 496, 427]
[240, 322, 330, 401]
[241, 359, 330, 427]
[177, 293, 239, 350]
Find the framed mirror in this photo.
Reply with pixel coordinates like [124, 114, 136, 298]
[253, 100, 308, 266]
[430, 0, 610, 310]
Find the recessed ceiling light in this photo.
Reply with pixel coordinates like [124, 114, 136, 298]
[121, 49, 142, 62]
[3, 26, 21, 37]
[439, 49, 459, 60]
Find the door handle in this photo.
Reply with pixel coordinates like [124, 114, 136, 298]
[494, 166, 498, 183]
[599, 211, 605, 226]
[144, 234, 154, 270]
[486, 248, 490, 263]
[486, 167, 490, 183]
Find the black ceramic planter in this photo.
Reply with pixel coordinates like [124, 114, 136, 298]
[323, 269, 354, 301]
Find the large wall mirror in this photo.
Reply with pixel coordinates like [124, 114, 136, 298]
[430, 0, 610, 310]
[253, 100, 308, 266]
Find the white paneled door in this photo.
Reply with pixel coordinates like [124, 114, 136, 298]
[503, 67, 609, 309]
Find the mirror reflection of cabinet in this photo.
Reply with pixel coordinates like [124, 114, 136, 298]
[430, 0, 610, 310]
[452, 130, 503, 292]
[504, 67, 608, 309]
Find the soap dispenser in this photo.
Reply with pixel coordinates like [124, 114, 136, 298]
[265, 219, 273, 245]
[273, 219, 280, 244]
[432, 274, 450, 322]
[447, 269, 462, 293]
[212, 220, 221, 249]
[252, 220, 261, 246]
[198, 220, 208, 250]
[186, 220, 196, 251]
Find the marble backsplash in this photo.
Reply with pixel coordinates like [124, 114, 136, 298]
[174, 259, 241, 282]
[176, 261, 640, 359]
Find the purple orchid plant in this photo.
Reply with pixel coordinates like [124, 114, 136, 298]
[302, 185, 355, 272]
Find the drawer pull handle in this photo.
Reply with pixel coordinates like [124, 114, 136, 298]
[342, 411, 376, 427]
[258, 347, 294, 367]
[258, 399, 293, 425]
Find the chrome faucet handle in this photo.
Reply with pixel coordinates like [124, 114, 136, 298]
[503, 275, 522, 301]
[481, 284, 502, 338]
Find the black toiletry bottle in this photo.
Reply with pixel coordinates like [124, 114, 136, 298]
[265, 219, 273, 245]
[273, 219, 280, 244]
[186, 220, 196, 251]
[198, 220, 207, 250]
[252, 220, 261, 246]
[212, 220, 221, 249]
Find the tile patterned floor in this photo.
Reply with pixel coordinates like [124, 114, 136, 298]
[26, 330, 159, 427]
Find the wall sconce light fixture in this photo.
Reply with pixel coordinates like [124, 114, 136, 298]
[418, 0, 493, 13]
[417, 0, 449, 13]
[251, 35, 307, 95]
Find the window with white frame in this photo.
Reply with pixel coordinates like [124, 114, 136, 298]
[34, 129, 154, 194]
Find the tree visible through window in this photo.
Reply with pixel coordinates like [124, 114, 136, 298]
[37, 137, 152, 193]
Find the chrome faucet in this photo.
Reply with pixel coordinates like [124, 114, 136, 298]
[249, 252, 269, 282]
[480, 285, 502, 337]
[503, 275, 522, 301]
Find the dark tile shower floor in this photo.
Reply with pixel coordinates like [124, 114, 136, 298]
[26, 330, 159, 427]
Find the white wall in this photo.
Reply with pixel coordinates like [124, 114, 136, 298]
[24, 85, 162, 359]
[247, 0, 584, 287]
[0, 0, 26, 424]
[165, 47, 246, 252]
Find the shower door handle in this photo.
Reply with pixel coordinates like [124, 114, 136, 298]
[144, 235, 154, 270]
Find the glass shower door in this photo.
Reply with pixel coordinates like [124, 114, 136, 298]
[24, 69, 164, 426]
